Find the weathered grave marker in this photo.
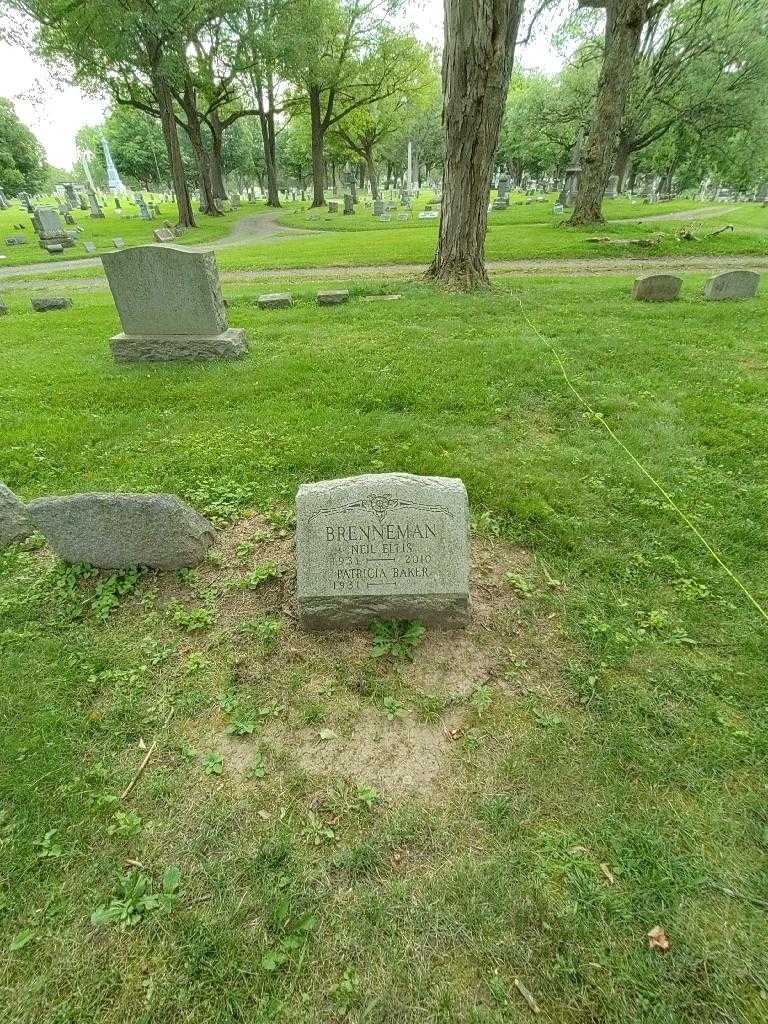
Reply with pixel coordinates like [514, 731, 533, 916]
[101, 244, 248, 362]
[28, 493, 215, 569]
[258, 292, 293, 309]
[296, 472, 470, 629]
[153, 227, 175, 243]
[31, 297, 72, 311]
[632, 274, 683, 302]
[703, 270, 760, 301]
[317, 290, 350, 305]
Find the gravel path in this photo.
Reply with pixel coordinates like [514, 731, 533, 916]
[0, 210, 313, 280]
[4, 253, 768, 293]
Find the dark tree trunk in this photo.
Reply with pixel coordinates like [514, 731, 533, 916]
[615, 140, 633, 193]
[385, 164, 393, 189]
[426, 0, 525, 289]
[180, 79, 221, 216]
[568, 0, 648, 226]
[365, 151, 380, 199]
[208, 110, 228, 200]
[258, 109, 280, 207]
[153, 72, 195, 228]
[308, 85, 326, 207]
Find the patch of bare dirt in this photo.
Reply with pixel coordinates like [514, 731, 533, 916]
[159, 513, 569, 801]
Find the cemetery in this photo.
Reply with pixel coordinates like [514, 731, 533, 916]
[1, 0, 767, 1021]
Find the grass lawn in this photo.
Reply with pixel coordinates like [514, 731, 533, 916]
[278, 192, 707, 233]
[4, 197, 766, 287]
[211, 216, 768, 272]
[0, 197, 256, 268]
[1, 274, 767, 1022]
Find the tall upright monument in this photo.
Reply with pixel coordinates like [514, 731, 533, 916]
[101, 137, 128, 195]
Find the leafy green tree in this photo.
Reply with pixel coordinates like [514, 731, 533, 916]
[0, 97, 48, 195]
[329, 35, 434, 198]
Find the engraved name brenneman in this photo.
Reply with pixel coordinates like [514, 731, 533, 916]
[307, 494, 453, 591]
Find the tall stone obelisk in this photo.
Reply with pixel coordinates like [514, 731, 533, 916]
[101, 137, 128, 195]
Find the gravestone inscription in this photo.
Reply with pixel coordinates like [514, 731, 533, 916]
[296, 472, 470, 629]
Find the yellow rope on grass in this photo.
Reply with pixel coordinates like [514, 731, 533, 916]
[516, 298, 768, 627]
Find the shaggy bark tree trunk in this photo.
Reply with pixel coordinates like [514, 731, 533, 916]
[568, 0, 648, 226]
[180, 79, 221, 216]
[364, 151, 380, 199]
[208, 110, 228, 201]
[153, 72, 195, 228]
[426, 0, 525, 289]
[308, 85, 327, 207]
[614, 133, 634, 192]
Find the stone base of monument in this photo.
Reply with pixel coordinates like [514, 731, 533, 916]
[299, 592, 470, 630]
[110, 327, 248, 363]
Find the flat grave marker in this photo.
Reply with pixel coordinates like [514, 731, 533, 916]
[296, 472, 470, 629]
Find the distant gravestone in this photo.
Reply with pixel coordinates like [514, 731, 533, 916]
[328, 200, 339, 213]
[28, 493, 215, 569]
[88, 190, 105, 219]
[632, 274, 683, 302]
[153, 227, 175, 243]
[231, 193, 241, 208]
[78, 193, 89, 211]
[31, 297, 72, 312]
[0, 297, 8, 315]
[0, 483, 32, 546]
[703, 270, 760, 301]
[112, 237, 125, 248]
[6, 236, 28, 246]
[136, 195, 152, 220]
[317, 290, 349, 305]
[296, 472, 471, 629]
[0, 190, 8, 210]
[114, 197, 122, 210]
[258, 292, 293, 309]
[45, 244, 65, 255]
[373, 199, 385, 216]
[343, 194, 354, 215]
[83, 241, 97, 253]
[101, 244, 248, 363]
[418, 211, 438, 220]
[32, 207, 74, 250]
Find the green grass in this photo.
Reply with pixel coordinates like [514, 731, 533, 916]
[2, 274, 768, 1022]
[0, 196, 258, 268]
[278, 192, 707, 233]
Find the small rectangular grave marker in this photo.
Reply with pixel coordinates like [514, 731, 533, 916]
[296, 472, 470, 629]
[258, 292, 293, 309]
[316, 290, 349, 305]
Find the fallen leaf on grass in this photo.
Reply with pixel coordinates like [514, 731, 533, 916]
[600, 863, 616, 885]
[648, 925, 670, 952]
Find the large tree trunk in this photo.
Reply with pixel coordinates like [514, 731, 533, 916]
[426, 0, 525, 289]
[614, 132, 634, 192]
[568, 0, 648, 226]
[153, 73, 195, 228]
[258, 109, 281, 208]
[180, 79, 221, 216]
[308, 85, 326, 207]
[365, 151, 380, 199]
[208, 110, 228, 201]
